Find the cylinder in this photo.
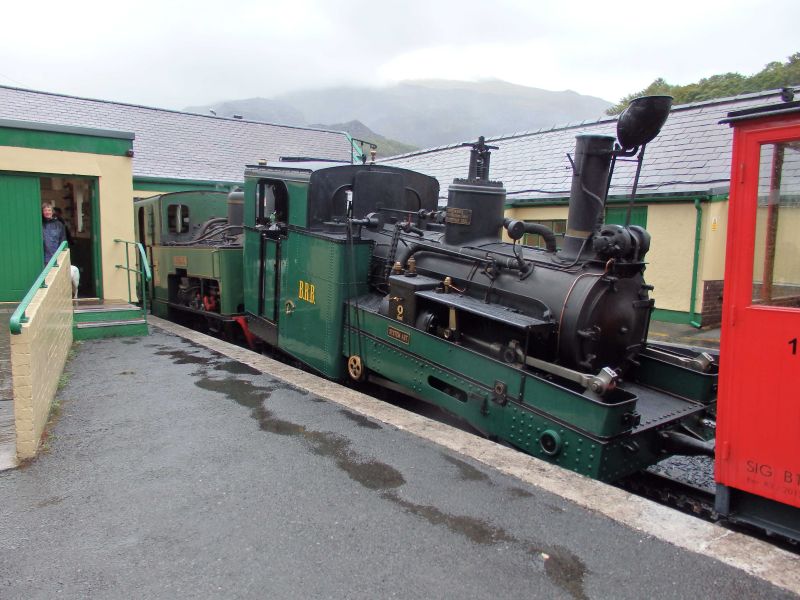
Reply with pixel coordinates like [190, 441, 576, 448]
[560, 135, 615, 260]
[227, 191, 244, 227]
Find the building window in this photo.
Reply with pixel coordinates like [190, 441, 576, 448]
[523, 219, 566, 249]
[167, 204, 190, 233]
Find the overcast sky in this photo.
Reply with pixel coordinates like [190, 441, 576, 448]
[1, 0, 796, 110]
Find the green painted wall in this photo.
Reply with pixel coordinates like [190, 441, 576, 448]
[605, 205, 648, 228]
[0, 125, 131, 156]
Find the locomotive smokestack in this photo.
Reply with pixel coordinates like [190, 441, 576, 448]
[560, 135, 615, 261]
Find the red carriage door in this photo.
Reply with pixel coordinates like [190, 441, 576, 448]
[716, 116, 800, 510]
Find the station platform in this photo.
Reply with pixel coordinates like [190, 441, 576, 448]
[648, 320, 721, 350]
[0, 318, 796, 599]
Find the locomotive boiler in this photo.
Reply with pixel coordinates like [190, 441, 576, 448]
[371, 133, 654, 384]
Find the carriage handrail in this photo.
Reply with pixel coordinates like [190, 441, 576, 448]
[113, 239, 152, 312]
[9, 241, 69, 335]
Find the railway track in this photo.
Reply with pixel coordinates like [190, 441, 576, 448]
[620, 465, 799, 554]
[618, 469, 717, 520]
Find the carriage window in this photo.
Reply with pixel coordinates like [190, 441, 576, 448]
[751, 141, 800, 307]
[167, 204, 190, 233]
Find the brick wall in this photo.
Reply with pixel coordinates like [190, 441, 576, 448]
[10, 250, 73, 459]
[701, 280, 725, 328]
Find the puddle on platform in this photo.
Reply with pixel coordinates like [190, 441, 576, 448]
[121, 339, 138, 345]
[339, 409, 383, 430]
[35, 496, 64, 508]
[215, 360, 260, 376]
[441, 453, 491, 483]
[542, 503, 567, 514]
[507, 487, 534, 499]
[380, 491, 588, 599]
[155, 349, 215, 365]
[195, 377, 274, 410]
[194, 376, 404, 491]
[536, 546, 588, 600]
[383, 491, 513, 544]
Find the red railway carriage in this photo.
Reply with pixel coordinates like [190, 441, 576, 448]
[716, 97, 800, 540]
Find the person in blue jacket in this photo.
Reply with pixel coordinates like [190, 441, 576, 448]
[41, 202, 81, 297]
[42, 202, 66, 264]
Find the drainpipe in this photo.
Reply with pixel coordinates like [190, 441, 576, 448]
[688, 197, 704, 328]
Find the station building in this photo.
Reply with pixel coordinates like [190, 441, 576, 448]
[383, 88, 797, 327]
[0, 86, 357, 464]
[0, 85, 358, 304]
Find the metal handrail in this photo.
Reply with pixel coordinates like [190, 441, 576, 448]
[114, 239, 153, 314]
[9, 241, 69, 335]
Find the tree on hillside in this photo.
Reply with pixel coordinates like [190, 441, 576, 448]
[607, 53, 800, 115]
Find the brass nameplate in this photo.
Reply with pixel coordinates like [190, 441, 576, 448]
[387, 326, 410, 345]
[173, 256, 188, 268]
[446, 207, 472, 225]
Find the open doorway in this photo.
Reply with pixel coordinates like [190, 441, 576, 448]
[40, 176, 97, 299]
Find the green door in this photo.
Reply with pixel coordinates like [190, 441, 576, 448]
[605, 205, 648, 228]
[0, 175, 43, 302]
[262, 238, 279, 320]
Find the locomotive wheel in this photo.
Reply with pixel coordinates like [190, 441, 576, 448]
[347, 355, 366, 382]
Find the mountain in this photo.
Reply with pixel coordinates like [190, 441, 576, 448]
[186, 79, 612, 152]
[186, 97, 306, 126]
[309, 120, 418, 159]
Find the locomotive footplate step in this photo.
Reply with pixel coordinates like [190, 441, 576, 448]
[622, 382, 707, 431]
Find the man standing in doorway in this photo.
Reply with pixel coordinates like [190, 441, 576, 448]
[41, 202, 66, 264]
[42, 202, 80, 297]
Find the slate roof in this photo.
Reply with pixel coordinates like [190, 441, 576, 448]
[0, 85, 354, 183]
[382, 88, 799, 203]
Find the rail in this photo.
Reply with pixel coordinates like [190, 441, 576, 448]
[114, 239, 153, 314]
[9, 241, 69, 335]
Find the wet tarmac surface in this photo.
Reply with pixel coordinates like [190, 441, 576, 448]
[0, 305, 16, 469]
[0, 330, 795, 599]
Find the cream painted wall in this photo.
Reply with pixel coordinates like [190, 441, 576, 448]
[0, 146, 135, 301]
[503, 206, 568, 243]
[506, 206, 568, 222]
[698, 201, 729, 285]
[630, 203, 696, 313]
[507, 202, 709, 313]
[133, 189, 170, 198]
